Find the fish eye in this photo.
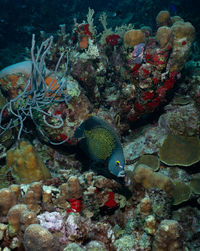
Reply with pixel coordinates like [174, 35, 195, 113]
[116, 160, 120, 166]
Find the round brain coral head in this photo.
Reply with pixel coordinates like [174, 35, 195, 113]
[124, 29, 145, 48]
[156, 10, 171, 27]
[24, 224, 56, 251]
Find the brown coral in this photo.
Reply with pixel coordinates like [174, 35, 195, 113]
[153, 219, 186, 251]
[124, 29, 145, 47]
[7, 204, 28, 237]
[136, 154, 160, 171]
[158, 134, 200, 166]
[172, 181, 191, 205]
[24, 182, 42, 213]
[156, 26, 173, 48]
[172, 21, 195, 40]
[189, 174, 200, 194]
[156, 11, 171, 27]
[6, 140, 51, 184]
[168, 21, 195, 71]
[134, 164, 174, 195]
[24, 224, 57, 251]
[0, 188, 17, 216]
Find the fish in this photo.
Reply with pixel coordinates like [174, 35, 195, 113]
[169, 3, 177, 15]
[74, 116, 125, 178]
[112, 10, 122, 18]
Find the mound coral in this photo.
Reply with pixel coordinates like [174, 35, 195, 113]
[156, 26, 173, 48]
[133, 164, 174, 195]
[0, 188, 17, 216]
[169, 21, 195, 71]
[6, 140, 51, 184]
[24, 224, 57, 251]
[156, 10, 171, 27]
[153, 219, 185, 251]
[124, 29, 145, 47]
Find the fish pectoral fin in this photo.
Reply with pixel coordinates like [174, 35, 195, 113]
[74, 123, 85, 138]
[90, 161, 111, 177]
[78, 138, 87, 150]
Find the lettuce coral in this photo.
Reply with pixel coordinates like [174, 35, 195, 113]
[158, 134, 200, 166]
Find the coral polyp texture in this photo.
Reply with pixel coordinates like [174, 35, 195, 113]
[0, 7, 200, 251]
[6, 140, 51, 184]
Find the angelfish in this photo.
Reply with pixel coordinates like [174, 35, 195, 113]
[74, 116, 125, 177]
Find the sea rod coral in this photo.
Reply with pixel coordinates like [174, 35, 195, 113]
[0, 35, 71, 145]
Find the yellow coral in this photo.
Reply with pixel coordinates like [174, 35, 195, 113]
[156, 26, 173, 48]
[136, 154, 160, 171]
[172, 21, 195, 40]
[6, 140, 51, 184]
[156, 10, 171, 27]
[124, 29, 145, 47]
[134, 164, 174, 195]
[172, 181, 191, 205]
[158, 134, 200, 166]
[189, 174, 200, 195]
[169, 21, 195, 72]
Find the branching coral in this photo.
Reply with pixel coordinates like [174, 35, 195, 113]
[0, 35, 71, 145]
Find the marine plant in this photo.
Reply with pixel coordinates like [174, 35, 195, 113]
[0, 35, 71, 145]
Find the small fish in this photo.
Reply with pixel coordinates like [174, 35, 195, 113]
[74, 116, 125, 177]
[112, 10, 122, 18]
[169, 3, 177, 15]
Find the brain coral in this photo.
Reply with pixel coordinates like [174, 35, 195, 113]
[158, 134, 200, 166]
[156, 26, 173, 48]
[156, 10, 171, 27]
[24, 224, 56, 251]
[6, 140, 51, 184]
[124, 29, 145, 47]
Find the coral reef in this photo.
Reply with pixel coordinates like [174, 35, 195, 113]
[0, 6, 199, 251]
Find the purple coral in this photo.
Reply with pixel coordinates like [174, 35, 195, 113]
[37, 211, 64, 232]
